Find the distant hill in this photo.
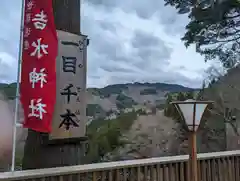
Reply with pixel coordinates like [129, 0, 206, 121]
[0, 82, 196, 99]
[0, 83, 17, 99]
[0, 82, 198, 120]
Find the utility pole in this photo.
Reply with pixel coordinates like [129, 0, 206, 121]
[22, 0, 87, 169]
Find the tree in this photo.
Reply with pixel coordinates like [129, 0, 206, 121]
[196, 81, 206, 100]
[206, 88, 240, 136]
[203, 87, 240, 150]
[201, 66, 240, 150]
[164, 0, 240, 68]
[164, 93, 174, 116]
[205, 65, 226, 85]
[185, 91, 194, 99]
[164, 93, 183, 121]
[176, 92, 186, 101]
[85, 112, 137, 163]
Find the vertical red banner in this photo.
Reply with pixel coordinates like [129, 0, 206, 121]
[20, 0, 58, 133]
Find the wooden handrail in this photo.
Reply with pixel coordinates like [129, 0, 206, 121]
[1, 150, 240, 180]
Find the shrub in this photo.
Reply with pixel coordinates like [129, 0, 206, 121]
[86, 112, 137, 163]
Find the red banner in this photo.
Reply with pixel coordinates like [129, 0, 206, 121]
[20, 0, 58, 133]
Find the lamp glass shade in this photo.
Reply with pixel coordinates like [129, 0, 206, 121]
[177, 99, 208, 131]
[195, 103, 208, 124]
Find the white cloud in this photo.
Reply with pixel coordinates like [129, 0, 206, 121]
[0, 0, 212, 89]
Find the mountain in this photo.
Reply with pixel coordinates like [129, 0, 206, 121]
[0, 82, 196, 98]
[0, 82, 197, 120]
[0, 83, 17, 99]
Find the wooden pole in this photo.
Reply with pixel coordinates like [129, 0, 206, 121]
[52, 0, 81, 34]
[189, 131, 198, 181]
[22, 0, 87, 169]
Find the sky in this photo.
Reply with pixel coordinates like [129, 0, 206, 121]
[0, 0, 216, 88]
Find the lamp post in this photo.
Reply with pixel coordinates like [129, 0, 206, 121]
[171, 99, 213, 181]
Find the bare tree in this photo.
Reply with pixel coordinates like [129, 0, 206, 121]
[204, 65, 240, 133]
[207, 90, 239, 136]
[203, 66, 240, 150]
[204, 65, 226, 84]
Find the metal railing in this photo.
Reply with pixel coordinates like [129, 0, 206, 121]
[1, 150, 240, 181]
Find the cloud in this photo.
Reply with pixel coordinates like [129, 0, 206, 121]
[0, 0, 210, 89]
[131, 30, 173, 69]
[0, 0, 21, 83]
[86, 0, 188, 35]
[0, 54, 18, 83]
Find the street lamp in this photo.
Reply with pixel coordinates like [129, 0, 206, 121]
[171, 99, 213, 181]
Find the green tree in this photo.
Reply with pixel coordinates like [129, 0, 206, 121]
[0, 83, 17, 99]
[185, 91, 194, 99]
[164, 93, 182, 121]
[86, 104, 105, 116]
[196, 81, 206, 100]
[176, 92, 185, 101]
[164, 0, 240, 68]
[85, 112, 137, 163]
[164, 93, 177, 117]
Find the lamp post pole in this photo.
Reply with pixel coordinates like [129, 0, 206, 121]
[189, 130, 198, 181]
[189, 103, 198, 181]
[171, 99, 213, 181]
